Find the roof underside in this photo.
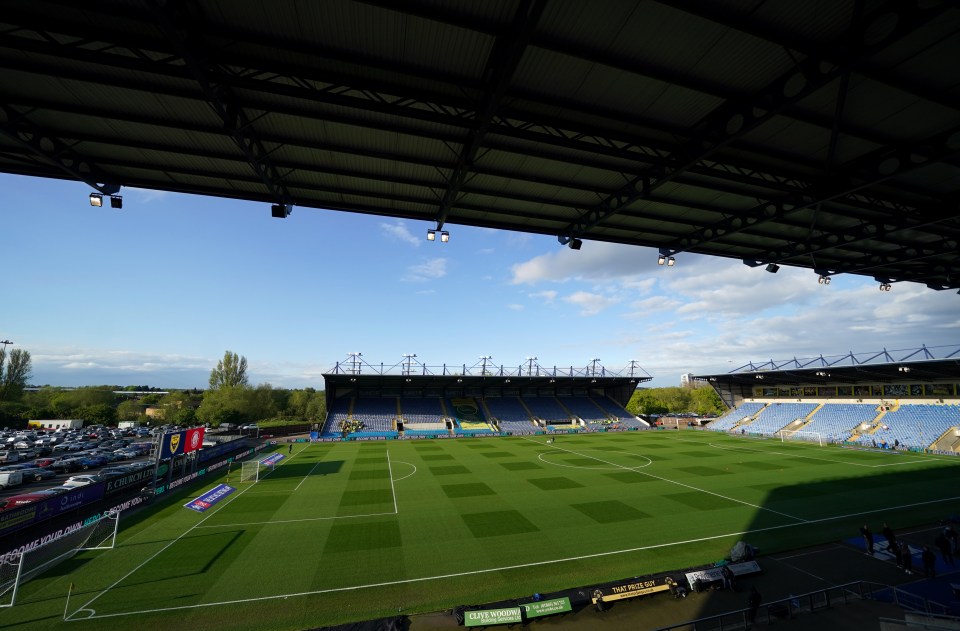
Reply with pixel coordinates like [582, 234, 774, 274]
[1, 0, 959, 289]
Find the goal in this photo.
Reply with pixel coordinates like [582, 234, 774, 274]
[777, 429, 823, 446]
[0, 510, 120, 607]
[240, 459, 261, 483]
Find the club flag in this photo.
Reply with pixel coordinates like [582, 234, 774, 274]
[184, 427, 205, 454]
[159, 430, 186, 459]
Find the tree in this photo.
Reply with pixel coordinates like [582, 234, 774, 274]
[0, 348, 32, 401]
[209, 351, 248, 390]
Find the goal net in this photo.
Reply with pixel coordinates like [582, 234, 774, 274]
[240, 460, 261, 483]
[0, 510, 120, 607]
[777, 429, 823, 446]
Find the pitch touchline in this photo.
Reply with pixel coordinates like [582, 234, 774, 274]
[295, 457, 323, 491]
[66, 446, 304, 621]
[387, 450, 398, 515]
[522, 437, 807, 522]
[71, 493, 960, 622]
[196, 510, 398, 528]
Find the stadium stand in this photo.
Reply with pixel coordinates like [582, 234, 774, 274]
[858, 404, 960, 450]
[399, 398, 445, 424]
[321, 399, 352, 436]
[796, 403, 879, 443]
[485, 397, 538, 434]
[706, 402, 767, 432]
[592, 396, 635, 421]
[523, 397, 574, 423]
[562, 397, 611, 423]
[741, 402, 818, 435]
[351, 398, 398, 431]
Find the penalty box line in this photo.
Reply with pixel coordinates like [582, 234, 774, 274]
[199, 449, 400, 529]
[69, 492, 960, 622]
[66, 445, 305, 621]
[522, 437, 807, 523]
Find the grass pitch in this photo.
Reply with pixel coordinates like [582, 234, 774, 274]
[6, 431, 960, 630]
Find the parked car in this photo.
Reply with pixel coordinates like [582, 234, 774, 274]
[0, 450, 20, 464]
[62, 474, 102, 489]
[76, 455, 109, 470]
[33, 457, 57, 468]
[0, 488, 63, 511]
[48, 458, 84, 474]
[0, 471, 24, 491]
[17, 467, 58, 482]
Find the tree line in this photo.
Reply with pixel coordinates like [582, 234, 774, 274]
[0, 350, 326, 428]
[625, 385, 726, 417]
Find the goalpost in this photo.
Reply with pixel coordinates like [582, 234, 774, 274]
[0, 510, 120, 607]
[239, 458, 277, 483]
[240, 459, 262, 483]
[778, 429, 823, 446]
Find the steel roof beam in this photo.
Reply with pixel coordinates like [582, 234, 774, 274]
[434, 0, 546, 230]
[0, 104, 119, 194]
[558, 0, 946, 241]
[671, 124, 960, 255]
[655, 0, 960, 113]
[146, 0, 291, 207]
[0, 31, 941, 220]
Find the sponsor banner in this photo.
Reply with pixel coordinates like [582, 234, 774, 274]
[260, 453, 285, 466]
[685, 567, 724, 588]
[592, 577, 669, 603]
[464, 607, 522, 627]
[522, 597, 572, 618]
[0, 504, 39, 537]
[184, 427, 205, 454]
[105, 467, 155, 496]
[184, 484, 236, 512]
[159, 430, 187, 459]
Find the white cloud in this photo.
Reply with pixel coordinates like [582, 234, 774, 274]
[403, 257, 447, 282]
[380, 221, 421, 247]
[507, 303, 524, 311]
[511, 242, 655, 284]
[529, 290, 558, 304]
[563, 291, 620, 316]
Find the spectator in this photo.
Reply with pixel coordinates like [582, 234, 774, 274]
[882, 523, 897, 552]
[901, 541, 913, 575]
[860, 524, 875, 555]
[922, 545, 937, 578]
[935, 532, 955, 567]
[944, 524, 958, 554]
[747, 587, 762, 624]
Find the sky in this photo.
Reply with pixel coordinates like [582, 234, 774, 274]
[4, 172, 959, 390]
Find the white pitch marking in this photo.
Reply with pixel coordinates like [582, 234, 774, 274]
[67, 492, 960, 622]
[67, 446, 302, 621]
[387, 450, 398, 515]
[536, 450, 652, 470]
[295, 459, 323, 492]
[523, 437, 807, 522]
[391, 461, 417, 482]
[195, 510, 399, 528]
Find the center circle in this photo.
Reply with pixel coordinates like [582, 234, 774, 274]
[537, 449, 652, 470]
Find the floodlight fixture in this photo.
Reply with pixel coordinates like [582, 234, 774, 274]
[879, 282, 892, 291]
[657, 254, 666, 265]
[817, 275, 831, 285]
[898, 366, 911, 373]
[427, 229, 436, 241]
[440, 230, 450, 243]
[765, 263, 780, 273]
[110, 195, 123, 209]
[666, 256, 676, 266]
[568, 237, 582, 250]
[89, 193, 103, 207]
[271, 203, 291, 218]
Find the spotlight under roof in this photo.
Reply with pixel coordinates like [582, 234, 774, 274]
[89, 193, 103, 207]
[427, 229, 436, 241]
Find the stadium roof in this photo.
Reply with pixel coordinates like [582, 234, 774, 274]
[2, 1, 959, 289]
[694, 344, 960, 387]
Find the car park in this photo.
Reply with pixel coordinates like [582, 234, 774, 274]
[0, 450, 20, 464]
